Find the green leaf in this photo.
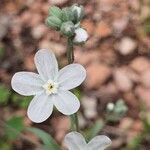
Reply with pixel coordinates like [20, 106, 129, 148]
[12, 94, 32, 108]
[142, 116, 150, 134]
[127, 134, 142, 150]
[0, 140, 11, 150]
[5, 116, 24, 140]
[73, 88, 82, 100]
[143, 19, 150, 34]
[83, 120, 104, 142]
[26, 127, 61, 150]
[0, 84, 10, 105]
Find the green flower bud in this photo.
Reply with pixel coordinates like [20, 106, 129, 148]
[62, 7, 74, 22]
[46, 16, 62, 30]
[71, 4, 84, 23]
[60, 21, 75, 37]
[114, 100, 128, 114]
[49, 6, 62, 19]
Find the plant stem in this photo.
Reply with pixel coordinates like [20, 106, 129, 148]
[67, 36, 79, 132]
[74, 113, 79, 132]
[70, 115, 75, 131]
[67, 37, 74, 64]
[70, 113, 79, 132]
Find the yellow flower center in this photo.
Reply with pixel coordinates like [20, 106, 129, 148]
[43, 80, 58, 95]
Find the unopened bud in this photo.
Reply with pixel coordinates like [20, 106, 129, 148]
[62, 7, 74, 22]
[46, 16, 62, 30]
[49, 6, 62, 19]
[73, 28, 88, 43]
[107, 103, 114, 111]
[71, 4, 84, 23]
[60, 21, 75, 37]
[114, 100, 128, 114]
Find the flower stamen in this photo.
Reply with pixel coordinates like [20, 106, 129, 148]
[43, 80, 58, 95]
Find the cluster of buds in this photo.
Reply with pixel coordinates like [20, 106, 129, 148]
[106, 99, 128, 122]
[46, 4, 88, 43]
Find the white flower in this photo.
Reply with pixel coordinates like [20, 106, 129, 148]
[64, 132, 111, 150]
[11, 49, 86, 123]
[74, 28, 88, 43]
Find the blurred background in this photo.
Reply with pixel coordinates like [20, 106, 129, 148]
[0, 0, 150, 149]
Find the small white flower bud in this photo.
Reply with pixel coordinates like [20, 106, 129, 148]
[107, 103, 114, 111]
[74, 28, 88, 43]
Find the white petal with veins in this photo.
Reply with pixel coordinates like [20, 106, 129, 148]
[87, 135, 112, 150]
[64, 132, 86, 150]
[65, 132, 111, 150]
[27, 92, 53, 123]
[58, 64, 86, 91]
[53, 90, 80, 115]
[11, 72, 44, 96]
[34, 49, 58, 81]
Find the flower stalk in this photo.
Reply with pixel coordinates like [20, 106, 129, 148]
[67, 36, 79, 132]
[74, 113, 79, 132]
[46, 3, 88, 133]
[70, 113, 79, 132]
[67, 37, 74, 64]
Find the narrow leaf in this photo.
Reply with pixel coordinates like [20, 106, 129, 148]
[5, 116, 24, 140]
[26, 127, 61, 150]
[84, 120, 104, 142]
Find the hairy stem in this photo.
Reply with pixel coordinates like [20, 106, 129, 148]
[70, 113, 79, 132]
[67, 37, 79, 132]
[67, 37, 74, 64]
[74, 113, 79, 132]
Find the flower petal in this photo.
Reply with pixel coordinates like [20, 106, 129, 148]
[57, 64, 86, 91]
[53, 90, 80, 115]
[87, 135, 112, 150]
[34, 49, 58, 81]
[11, 72, 44, 96]
[64, 132, 86, 150]
[27, 92, 53, 123]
